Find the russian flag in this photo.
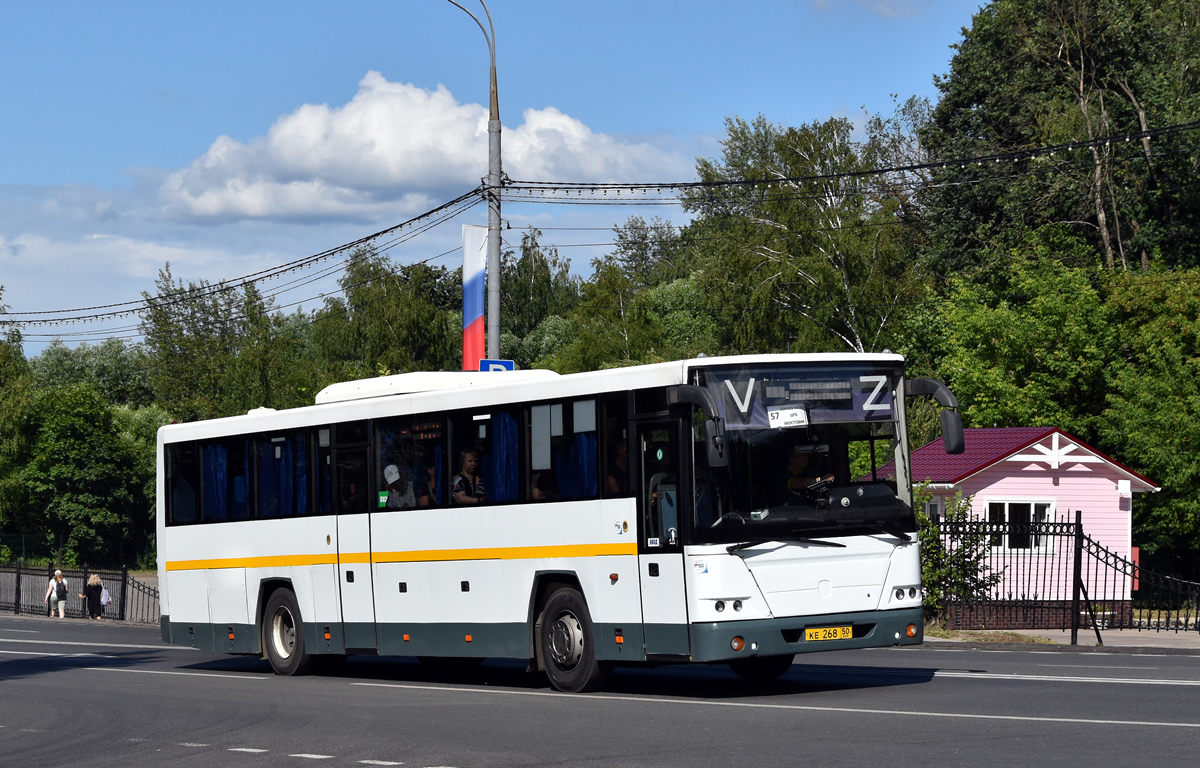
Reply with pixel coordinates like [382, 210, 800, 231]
[462, 225, 487, 370]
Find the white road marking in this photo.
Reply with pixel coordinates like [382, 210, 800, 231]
[85, 667, 265, 680]
[358, 761, 404, 766]
[1038, 664, 1159, 670]
[0, 650, 115, 659]
[351, 682, 1200, 729]
[177, 742, 208, 747]
[0, 638, 197, 652]
[0, 628, 40, 633]
[934, 670, 1200, 686]
[230, 748, 270, 753]
[290, 754, 335, 759]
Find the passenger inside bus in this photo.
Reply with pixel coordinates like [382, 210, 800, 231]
[606, 439, 629, 495]
[451, 448, 486, 505]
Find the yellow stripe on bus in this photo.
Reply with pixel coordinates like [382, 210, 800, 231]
[165, 553, 340, 571]
[164, 542, 637, 572]
[373, 543, 637, 563]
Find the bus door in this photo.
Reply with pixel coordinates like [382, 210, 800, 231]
[635, 420, 690, 656]
[333, 435, 377, 651]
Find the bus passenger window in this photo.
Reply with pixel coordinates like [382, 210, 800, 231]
[527, 399, 598, 502]
[602, 395, 630, 498]
[167, 443, 200, 525]
[201, 438, 250, 522]
[450, 409, 518, 504]
[313, 428, 333, 516]
[376, 417, 443, 509]
[257, 433, 308, 518]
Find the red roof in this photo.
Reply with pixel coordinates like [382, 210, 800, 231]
[875, 427, 1157, 488]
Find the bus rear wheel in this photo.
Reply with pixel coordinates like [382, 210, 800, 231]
[264, 589, 313, 676]
[729, 654, 794, 683]
[540, 587, 607, 693]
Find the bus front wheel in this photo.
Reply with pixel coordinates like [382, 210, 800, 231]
[539, 587, 607, 693]
[263, 589, 313, 676]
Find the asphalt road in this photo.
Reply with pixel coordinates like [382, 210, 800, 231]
[2, 615, 1198, 767]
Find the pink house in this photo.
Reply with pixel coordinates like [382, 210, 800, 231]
[909, 427, 1159, 603]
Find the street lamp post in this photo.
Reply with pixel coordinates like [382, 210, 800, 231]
[447, 0, 502, 361]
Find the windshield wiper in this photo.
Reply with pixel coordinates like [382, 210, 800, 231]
[856, 523, 912, 542]
[727, 536, 847, 553]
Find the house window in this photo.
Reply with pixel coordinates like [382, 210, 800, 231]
[923, 497, 942, 524]
[988, 501, 1053, 551]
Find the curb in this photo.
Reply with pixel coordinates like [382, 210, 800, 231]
[902, 641, 1200, 656]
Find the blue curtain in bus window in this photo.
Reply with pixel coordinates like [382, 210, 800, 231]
[257, 441, 281, 518]
[293, 433, 308, 515]
[575, 432, 597, 497]
[554, 446, 574, 499]
[490, 411, 518, 502]
[202, 444, 229, 521]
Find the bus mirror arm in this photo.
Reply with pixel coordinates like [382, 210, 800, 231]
[667, 385, 728, 468]
[905, 378, 965, 455]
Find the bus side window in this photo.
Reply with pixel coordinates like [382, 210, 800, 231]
[601, 395, 630, 498]
[167, 443, 200, 525]
[257, 432, 307, 518]
[313, 427, 333, 516]
[201, 438, 250, 522]
[450, 409, 518, 505]
[528, 399, 598, 502]
[376, 417, 443, 510]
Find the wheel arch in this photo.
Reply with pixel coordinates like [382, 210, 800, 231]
[526, 570, 583, 672]
[255, 577, 296, 658]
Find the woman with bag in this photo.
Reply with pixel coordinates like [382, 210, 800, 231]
[79, 574, 105, 620]
[44, 570, 68, 618]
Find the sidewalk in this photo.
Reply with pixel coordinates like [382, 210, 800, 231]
[923, 627, 1200, 654]
[1004, 627, 1200, 650]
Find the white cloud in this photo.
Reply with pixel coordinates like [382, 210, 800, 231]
[161, 71, 691, 222]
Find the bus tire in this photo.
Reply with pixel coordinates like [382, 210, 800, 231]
[729, 654, 794, 683]
[263, 589, 313, 676]
[540, 587, 607, 693]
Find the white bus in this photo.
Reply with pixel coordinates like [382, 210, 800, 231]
[157, 353, 962, 692]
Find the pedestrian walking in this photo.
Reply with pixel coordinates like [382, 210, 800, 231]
[79, 574, 104, 620]
[45, 570, 68, 618]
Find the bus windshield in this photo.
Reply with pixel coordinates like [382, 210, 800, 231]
[689, 362, 912, 545]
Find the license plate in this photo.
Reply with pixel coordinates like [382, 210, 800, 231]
[804, 625, 852, 642]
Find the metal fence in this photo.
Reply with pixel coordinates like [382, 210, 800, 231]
[0, 561, 159, 624]
[937, 511, 1200, 640]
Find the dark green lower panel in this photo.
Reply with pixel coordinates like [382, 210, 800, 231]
[689, 607, 924, 662]
[643, 623, 690, 656]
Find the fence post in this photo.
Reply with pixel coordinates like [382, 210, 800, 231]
[1071, 510, 1083, 645]
[46, 563, 54, 617]
[14, 558, 21, 615]
[119, 565, 129, 622]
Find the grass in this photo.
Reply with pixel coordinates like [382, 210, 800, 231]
[924, 624, 1055, 644]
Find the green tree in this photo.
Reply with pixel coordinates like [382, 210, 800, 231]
[312, 248, 462, 379]
[936, 226, 1116, 441]
[1101, 269, 1200, 554]
[17, 383, 151, 566]
[922, 0, 1200, 276]
[30, 338, 154, 407]
[685, 110, 931, 354]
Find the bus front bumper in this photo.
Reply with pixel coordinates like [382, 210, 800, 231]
[689, 607, 923, 663]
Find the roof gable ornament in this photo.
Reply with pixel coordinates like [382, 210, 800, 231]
[1005, 432, 1101, 469]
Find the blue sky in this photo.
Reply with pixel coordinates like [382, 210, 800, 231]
[0, 0, 981, 353]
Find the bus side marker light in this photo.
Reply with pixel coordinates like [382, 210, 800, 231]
[465, 635, 472, 642]
[906, 624, 917, 638]
[731, 636, 745, 651]
[228, 627, 235, 640]
[403, 634, 410, 642]
[609, 573, 619, 584]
